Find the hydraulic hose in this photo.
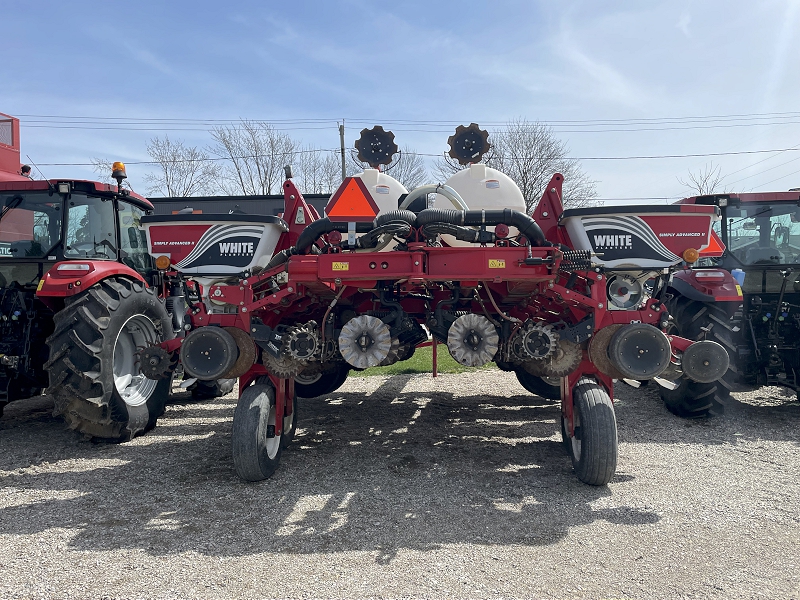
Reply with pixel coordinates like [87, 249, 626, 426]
[343, 221, 412, 250]
[293, 217, 374, 255]
[399, 184, 469, 212]
[374, 210, 417, 227]
[422, 222, 495, 244]
[414, 208, 547, 247]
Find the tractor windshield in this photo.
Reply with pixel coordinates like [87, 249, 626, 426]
[724, 202, 800, 266]
[0, 191, 62, 259]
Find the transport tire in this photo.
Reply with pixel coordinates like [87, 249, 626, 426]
[294, 363, 350, 398]
[46, 278, 173, 440]
[232, 382, 283, 482]
[255, 376, 297, 449]
[561, 377, 618, 486]
[514, 369, 560, 400]
[659, 298, 735, 418]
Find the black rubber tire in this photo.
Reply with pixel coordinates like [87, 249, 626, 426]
[281, 392, 298, 449]
[255, 376, 297, 449]
[294, 362, 350, 398]
[659, 298, 735, 418]
[232, 382, 283, 481]
[190, 378, 236, 400]
[561, 377, 618, 486]
[514, 369, 561, 400]
[46, 278, 173, 440]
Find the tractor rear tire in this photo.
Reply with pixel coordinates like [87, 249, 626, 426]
[294, 363, 350, 398]
[46, 278, 173, 440]
[561, 377, 618, 486]
[232, 382, 283, 481]
[514, 369, 561, 400]
[660, 298, 735, 418]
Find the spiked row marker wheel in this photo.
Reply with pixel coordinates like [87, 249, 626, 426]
[447, 123, 491, 165]
[659, 298, 736, 418]
[523, 338, 582, 378]
[355, 126, 398, 168]
[46, 278, 174, 440]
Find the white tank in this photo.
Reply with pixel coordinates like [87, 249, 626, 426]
[354, 168, 408, 217]
[349, 169, 408, 252]
[434, 163, 527, 247]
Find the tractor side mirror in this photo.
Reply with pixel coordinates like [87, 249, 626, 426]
[791, 210, 800, 223]
[128, 227, 139, 249]
[743, 221, 758, 231]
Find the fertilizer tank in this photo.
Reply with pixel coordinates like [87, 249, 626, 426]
[434, 163, 527, 246]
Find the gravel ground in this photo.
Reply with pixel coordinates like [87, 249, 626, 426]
[1, 371, 799, 600]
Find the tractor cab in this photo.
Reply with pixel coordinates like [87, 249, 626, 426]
[0, 166, 155, 291]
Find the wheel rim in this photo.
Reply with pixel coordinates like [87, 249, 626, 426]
[294, 371, 322, 385]
[113, 314, 159, 407]
[543, 376, 560, 387]
[570, 408, 582, 461]
[265, 401, 280, 459]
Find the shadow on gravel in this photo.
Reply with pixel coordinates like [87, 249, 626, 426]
[613, 381, 800, 447]
[0, 374, 660, 562]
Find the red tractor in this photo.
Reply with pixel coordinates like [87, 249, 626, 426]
[139, 124, 730, 485]
[0, 112, 226, 437]
[660, 190, 800, 417]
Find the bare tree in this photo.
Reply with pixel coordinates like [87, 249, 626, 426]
[435, 118, 598, 211]
[293, 147, 342, 194]
[90, 158, 115, 184]
[678, 162, 727, 195]
[348, 145, 429, 190]
[208, 121, 297, 195]
[143, 136, 220, 197]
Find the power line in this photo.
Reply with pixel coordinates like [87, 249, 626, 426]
[21, 121, 800, 134]
[15, 110, 800, 125]
[35, 146, 800, 167]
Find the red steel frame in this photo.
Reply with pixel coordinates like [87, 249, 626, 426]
[163, 174, 707, 442]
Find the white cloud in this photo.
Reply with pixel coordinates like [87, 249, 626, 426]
[677, 11, 691, 37]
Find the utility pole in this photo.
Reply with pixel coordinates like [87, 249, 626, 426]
[339, 121, 346, 181]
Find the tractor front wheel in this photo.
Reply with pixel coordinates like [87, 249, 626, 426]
[46, 278, 173, 440]
[561, 377, 618, 485]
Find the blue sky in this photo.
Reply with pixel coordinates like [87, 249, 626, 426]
[3, 0, 800, 201]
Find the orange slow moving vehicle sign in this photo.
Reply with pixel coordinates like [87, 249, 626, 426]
[325, 177, 380, 222]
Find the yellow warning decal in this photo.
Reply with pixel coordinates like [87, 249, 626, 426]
[735, 284, 743, 296]
[36, 279, 45, 291]
[332, 262, 350, 271]
[489, 259, 506, 269]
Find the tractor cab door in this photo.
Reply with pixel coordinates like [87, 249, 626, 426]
[116, 200, 153, 275]
[63, 195, 118, 260]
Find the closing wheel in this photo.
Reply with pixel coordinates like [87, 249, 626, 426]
[190, 378, 236, 400]
[232, 382, 283, 482]
[514, 369, 560, 401]
[561, 377, 618, 486]
[294, 362, 350, 398]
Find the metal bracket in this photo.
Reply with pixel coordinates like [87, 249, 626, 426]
[560, 314, 595, 343]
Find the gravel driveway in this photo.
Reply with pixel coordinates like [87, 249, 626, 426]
[1, 371, 799, 599]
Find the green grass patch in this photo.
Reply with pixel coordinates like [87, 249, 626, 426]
[349, 344, 497, 377]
